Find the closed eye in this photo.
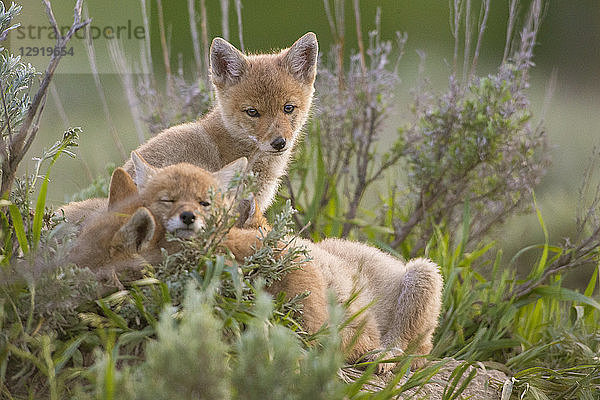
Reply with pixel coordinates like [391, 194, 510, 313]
[160, 198, 174, 203]
[199, 200, 211, 207]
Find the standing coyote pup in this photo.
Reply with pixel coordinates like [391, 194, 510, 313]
[122, 32, 318, 212]
[60, 32, 318, 224]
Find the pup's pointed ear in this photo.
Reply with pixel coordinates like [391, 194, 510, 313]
[108, 168, 138, 210]
[282, 32, 318, 83]
[213, 157, 248, 192]
[111, 207, 156, 253]
[131, 151, 157, 190]
[210, 37, 248, 87]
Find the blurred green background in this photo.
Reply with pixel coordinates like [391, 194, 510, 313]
[5, 0, 600, 286]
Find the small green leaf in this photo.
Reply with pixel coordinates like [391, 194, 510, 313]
[583, 265, 598, 298]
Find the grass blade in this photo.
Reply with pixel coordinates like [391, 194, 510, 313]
[32, 170, 50, 250]
[532, 192, 549, 278]
[8, 204, 28, 255]
[532, 286, 600, 311]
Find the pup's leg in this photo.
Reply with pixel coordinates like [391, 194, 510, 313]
[339, 300, 382, 366]
[267, 262, 329, 335]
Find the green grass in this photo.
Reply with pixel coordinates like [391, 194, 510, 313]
[2, 0, 600, 398]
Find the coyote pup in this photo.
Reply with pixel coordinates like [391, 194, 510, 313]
[61, 32, 318, 224]
[68, 153, 250, 276]
[122, 32, 318, 212]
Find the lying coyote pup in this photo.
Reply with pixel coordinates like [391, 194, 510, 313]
[70, 154, 443, 373]
[61, 32, 318, 224]
[68, 152, 251, 275]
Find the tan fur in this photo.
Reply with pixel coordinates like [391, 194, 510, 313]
[60, 33, 318, 224]
[59, 197, 107, 225]
[316, 238, 443, 371]
[67, 168, 162, 281]
[233, 203, 443, 370]
[69, 158, 443, 373]
[131, 158, 443, 371]
[59, 166, 139, 224]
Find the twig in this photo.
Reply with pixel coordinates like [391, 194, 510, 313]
[0, 25, 18, 43]
[323, 0, 345, 89]
[234, 0, 244, 52]
[0, 139, 8, 168]
[341, 104, 373, 237]
[352, 0, 366, 76]
[0, 80, 12, 144]
[576, 148, 600, 240]
[107, 39, 146, 146]
[364, 153, 403, 188]
[391, 182, 446, 248]
[503, 0, 519, 63]
[156, 0, 172, 96]
[335, 0, 345, 89]
[280, 221, 312, 253]
[139, 0, 153, 73]
[0, 81, 8, 163]
[220, 0, 230, 41]
[323, 0, 337, 40]
[43, 0, 60, 40]
[84, 7, 127, 161]
[462, 0, 472, 84]
[470, 0, 490, 79]
[511, 225, 600, 299]
[199, 0, 210, 90]
[188, 0, 203, 77]
[49, 82, 70, 129]
[450, 0, 464, 73]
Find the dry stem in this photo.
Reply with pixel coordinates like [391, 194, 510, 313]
[187, 0, 203, 77]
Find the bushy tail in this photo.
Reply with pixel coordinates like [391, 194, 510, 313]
[382, 258, 443, 356]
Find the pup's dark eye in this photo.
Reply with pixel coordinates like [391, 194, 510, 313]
[245, 108, 260, 117]
[283, 104, 295, 114]
[199, 200, 211, 207]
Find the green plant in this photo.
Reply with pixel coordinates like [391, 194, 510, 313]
[426, 200, 600, 399]
[278, 0, 548, 262]
[0, 0, 89, 197]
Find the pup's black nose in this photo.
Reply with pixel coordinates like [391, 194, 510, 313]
[180, 211, 196, 226]
[270, 137, 286, 151]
